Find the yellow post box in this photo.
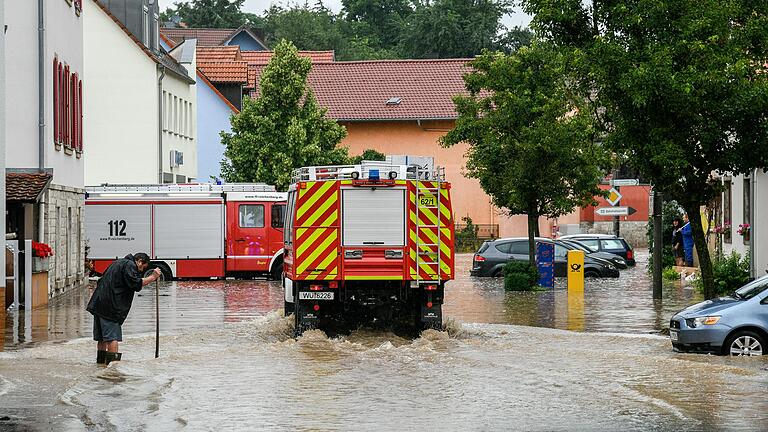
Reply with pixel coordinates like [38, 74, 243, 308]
[567, 250, 585, 293]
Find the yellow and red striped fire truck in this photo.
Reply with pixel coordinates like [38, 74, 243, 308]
[283, 162, 455, 336]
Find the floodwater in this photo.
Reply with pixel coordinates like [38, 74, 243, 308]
[1, 251, 767, 431]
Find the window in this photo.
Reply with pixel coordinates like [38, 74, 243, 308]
[508, 241, 530, 255]
[580, 239, 600, 251]
[724, 180, 732, 244]
[284, 191, 296, 244]
[142, 6, 149, 47]
[600, 239, 625, 250]
[554, 244, 568, 258]
[239, 205, 264, 228]
[494, 242, 512, 254]
[271, 204, 285, 229]
[743, 177, 751, 244]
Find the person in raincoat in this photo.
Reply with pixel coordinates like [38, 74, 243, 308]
[86, 253, 161, 365]
[680, 214, 695, 267]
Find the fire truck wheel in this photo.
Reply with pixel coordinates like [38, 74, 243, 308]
[270, 261, 284, 281]
[152, 263, 173, 281]
[284, 300, 294, 317]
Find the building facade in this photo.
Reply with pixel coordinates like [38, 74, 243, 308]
[721, 171, 767, 277]
[84, 0, 196, 185]
[4, 0, 87, 296]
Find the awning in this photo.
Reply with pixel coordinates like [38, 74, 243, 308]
[6, 171, 53, 203]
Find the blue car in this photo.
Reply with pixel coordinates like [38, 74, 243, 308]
[669, 275, 768, 356]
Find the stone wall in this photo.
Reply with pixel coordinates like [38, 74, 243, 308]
[578, 221, 649, 248]
[42, 184, 85, 297]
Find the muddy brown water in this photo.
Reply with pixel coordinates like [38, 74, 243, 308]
[1, 251, 767, 431]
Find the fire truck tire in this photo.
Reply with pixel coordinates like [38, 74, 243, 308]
[270, 260, 284, 281]
[153, 263, 173, 281]
[284, 300, 294, 317]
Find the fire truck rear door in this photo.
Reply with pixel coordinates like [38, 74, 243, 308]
[226, 201, 270, 272]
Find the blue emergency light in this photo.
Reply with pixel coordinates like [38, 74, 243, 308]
[368, 169, 380, 180]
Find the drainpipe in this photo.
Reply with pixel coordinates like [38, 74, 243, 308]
[1, 0, 6, 290]
[38, 0, 45, 171]
[158, 65, 165, 183]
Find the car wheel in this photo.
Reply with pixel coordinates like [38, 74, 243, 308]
[723, 330, 765, 356]
[584, 270, 600, 278]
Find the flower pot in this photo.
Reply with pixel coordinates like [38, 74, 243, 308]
[33, 257, 49, 273]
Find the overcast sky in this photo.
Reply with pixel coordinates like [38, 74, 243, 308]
[158, 0, 532, 30]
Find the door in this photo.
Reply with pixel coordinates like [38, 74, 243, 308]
[268, 202, 286, 257]
[226, 201, 269, 272]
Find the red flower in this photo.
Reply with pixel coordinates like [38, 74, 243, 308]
[31, 241, 54, 258]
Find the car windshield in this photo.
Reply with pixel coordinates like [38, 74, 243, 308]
[733, 277, 768, 300]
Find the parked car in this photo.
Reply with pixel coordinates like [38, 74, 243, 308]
[557, 239, 628, 269]
[669, 276, 768, 356]
[558, 234, 635, 266]
[471, 237, 620, 278]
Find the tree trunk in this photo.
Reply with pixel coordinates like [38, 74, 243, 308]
[527, 214, 537, 266]
[685, 205, 715, 299]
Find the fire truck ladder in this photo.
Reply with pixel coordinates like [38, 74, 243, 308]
[415, 166, 444, 283]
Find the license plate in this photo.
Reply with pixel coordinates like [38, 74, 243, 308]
[670, 330, 678, 342]
[299, 291, 334, 301]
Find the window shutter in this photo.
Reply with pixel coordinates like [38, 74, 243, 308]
[58, 63, 64, 144]
[64, 64, 70, 147]
[78, 79, 83, 152]
[71, 73, 77, 150]
[53, 58, 59, 144]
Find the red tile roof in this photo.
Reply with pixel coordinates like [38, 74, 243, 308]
[6, 172, 53, 202]
[240, 50, 335, 65]
[248, 59, 472, 121]
[161, 28, 236, 47]
[198, 61, 248, 83]
[197, 46, 242, 62]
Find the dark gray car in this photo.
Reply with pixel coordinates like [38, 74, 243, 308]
[559, 234, 636, 266]
[557, 239, 628, 269]
[471, 237, 620, 278]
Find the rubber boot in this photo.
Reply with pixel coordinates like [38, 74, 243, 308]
[96, 350, 109, 364]
[104, 352, 122, 365]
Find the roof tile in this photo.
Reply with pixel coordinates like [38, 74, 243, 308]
[247, 59, 471, 121]
[197, 46, 242, 62]
[161, 28, 236, 47]
[240, 50, 335, 65]
[6, 172, 53, 202]
[198, 61, 249, 83]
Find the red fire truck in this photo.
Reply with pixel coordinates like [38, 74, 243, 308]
[283, 162, 455, 335]
[85, 184, 286, 279]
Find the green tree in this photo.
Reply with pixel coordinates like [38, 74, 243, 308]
[497, 26, 534, 53]
[341, 0, 412, 50]
[399, 0, 511, 58]
[221, 40, 349, 191]
[161, 0, 257, 28]
[349, 148, 386, 164]
[523, 0, 768, 298]
[441, 44, 610, 263]
[263, 4, 346, 52]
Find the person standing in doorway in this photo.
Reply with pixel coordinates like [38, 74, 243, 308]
[86, 253, 161, 365]
[680, 214, 695, 267]
[672, 218, 685, 266]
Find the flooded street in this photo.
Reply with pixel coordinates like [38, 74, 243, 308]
[2, 251, 767, 431]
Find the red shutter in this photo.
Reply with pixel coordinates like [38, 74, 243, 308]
[64, 65, 70, 147]
[58, 63, 64, 144]
[71, 73, 77, 150]
[78, 79, 83, 152]
[53, 58, 59, 144]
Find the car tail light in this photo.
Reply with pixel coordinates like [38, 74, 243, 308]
[328, 281, 338, 289]
[425, 285, 438, 291]
[474, 254, 486, 262]
[309, 284, 323, 291]
[627, 249, 634, 260]
[313, 304, 320, 311]
[426, 301, 433, 308]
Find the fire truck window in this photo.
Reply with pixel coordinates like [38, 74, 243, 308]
[271, 204, 285, 229]
[284, 191, 296, 244]
[239, 204, 264, 228]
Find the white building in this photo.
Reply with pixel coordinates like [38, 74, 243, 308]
[84, 0, 197, 185]
[721, 171, 768, 278]
[4, 0, 86, 297]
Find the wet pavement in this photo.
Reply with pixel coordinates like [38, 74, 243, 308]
[1, 251, 767, 431]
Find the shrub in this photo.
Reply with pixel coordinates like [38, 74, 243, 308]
[662, 266, 679, 281]
[692, 252, 751, 296]
[503, 261, 540, 291]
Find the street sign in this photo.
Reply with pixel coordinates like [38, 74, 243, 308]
[606, 187, 622, 206]
[611, 179, 639, 187]
[596, 206, 637, 216]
